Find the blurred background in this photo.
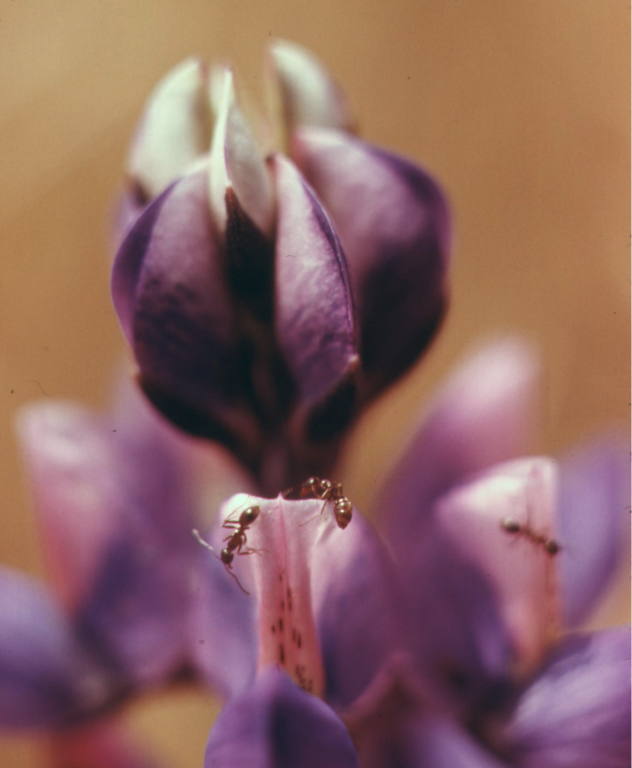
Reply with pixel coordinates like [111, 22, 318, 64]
[0, 1, 629, 766]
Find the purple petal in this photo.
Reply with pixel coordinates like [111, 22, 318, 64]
[0, 568, 113, 728]
[17, 400, 194, 686]
[187, 547, 258, 698]
[374, 341, 540, 712]
[127, 58, 211, 201]
[112, 167, 260, 451]
[311, 509, 403, 709]
[292, 127, 450, 392]
[410, 716, 512, 768]
[111, 382, 262, 696]
[273, 154, 358, 435]
[204, 667, 360, 768]
[377, 339, 539, 558]
[111, 185, 146, 253]
[17, 402, 133, 608]
[505, 627, 631, 768]
[396, 521, 513, 715]
[556, 437, 631, 627]
[74, 521, 192, 687]
[267, 40, 356, 136]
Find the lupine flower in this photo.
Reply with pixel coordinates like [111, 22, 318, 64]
[5, 36, 626, 768]
[193, 340, 629, 768]
[112, 41, 450, 493]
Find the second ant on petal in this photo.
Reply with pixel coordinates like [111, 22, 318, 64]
[193, 504, 262, 594]
[285, 477, 353, 529]
[500, 516, 561, 555]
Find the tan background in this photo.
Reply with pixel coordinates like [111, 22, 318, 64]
[1, 1, 629, 766]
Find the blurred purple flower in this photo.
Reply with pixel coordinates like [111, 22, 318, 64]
[112, 42, 450, 492]
[194, 340, 629, 768]
[0, 385, 256, 733]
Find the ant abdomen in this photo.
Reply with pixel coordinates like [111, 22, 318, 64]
[334, 498, 352, 529]
[238, 505, 260, 527]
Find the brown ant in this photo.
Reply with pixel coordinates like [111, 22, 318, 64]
[285, 477, 353, 529]
[193, 504, 262, 594]
[500, 517, 561, 555]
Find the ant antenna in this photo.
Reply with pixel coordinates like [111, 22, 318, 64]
[192, 529, 218, 557]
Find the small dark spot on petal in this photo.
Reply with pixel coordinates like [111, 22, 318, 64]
[271, 625, 276, 633]
[279, 618, 283, 632]
[297, 633, 302, 649]
[279, 643, 285, 664]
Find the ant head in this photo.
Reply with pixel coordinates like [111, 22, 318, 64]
[220, 548, 234, 565]
[239, 505, 260, 526]
[544, 538, 560, 555]
[300, 477, 321, 497]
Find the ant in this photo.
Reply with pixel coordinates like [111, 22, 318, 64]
[286, 477, 353, 529]
[500, 517, 561, 555]
[193, 504, 262, 594]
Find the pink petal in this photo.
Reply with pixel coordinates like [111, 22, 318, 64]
[213, 493, 327, 698]
[16, 402, 125, 609]
[436, 457, 562, 673]
[17, 399, 197, 685]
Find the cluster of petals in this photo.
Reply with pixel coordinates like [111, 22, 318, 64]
[199, 339, 630, 768]
[112, 41, 450, 493]
[2, 339, 627, 768]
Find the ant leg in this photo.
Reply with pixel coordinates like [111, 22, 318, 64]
[192, 529, 222, 561]
[225, 564, 250, 595]
[299, 500, 328, 527]
[233, 536, 268, 556]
